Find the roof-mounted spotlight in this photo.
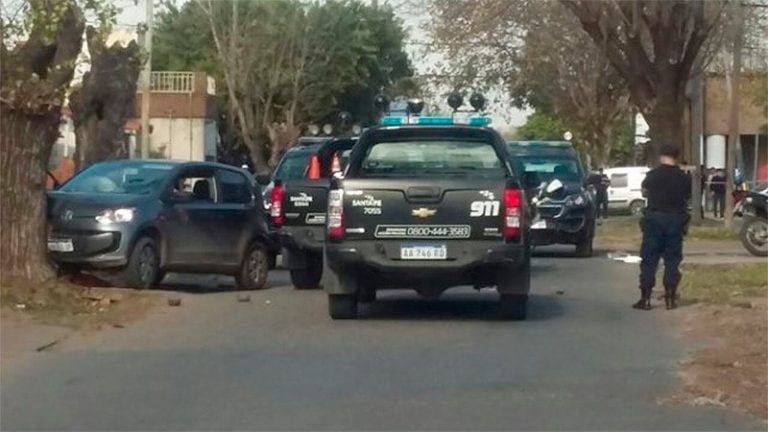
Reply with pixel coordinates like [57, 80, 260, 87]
[322, 124, 333, 135]
[447, 92, 463, 111]
[352, 124, 362, 135]
[374, 94, 390, 113]
[406, 98, 425, 116]
[469, 92, 486, 112]
[338, 111, 352, 125]
[307, 124, 320, 136]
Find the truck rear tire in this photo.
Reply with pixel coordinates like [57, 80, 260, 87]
[329, 294, 358, 319]
[499, 294, 528, 320]
[290, 254, 322, 289]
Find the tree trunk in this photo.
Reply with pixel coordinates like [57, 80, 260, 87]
[70, 29, 141, 170]
[0, 0, 85, 287]
[644, 100, 686, 166]
[0, 111, 60, 285]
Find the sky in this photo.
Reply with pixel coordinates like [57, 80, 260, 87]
[117, 0, 531, 131]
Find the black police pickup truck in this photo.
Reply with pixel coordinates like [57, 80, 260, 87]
[270, 136, 356, 289]
[322, 118, 532, 320]
[507, 141, 597, 257]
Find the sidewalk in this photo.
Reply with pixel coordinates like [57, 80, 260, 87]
[603, 239, 767, 265]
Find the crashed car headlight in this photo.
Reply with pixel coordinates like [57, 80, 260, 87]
[565, 194, 586, 207]
[95, 208, 135, 224]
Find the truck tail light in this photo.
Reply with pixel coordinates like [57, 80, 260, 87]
[503, 187, 522, 240]
[270, 184, 284, 227]
[328, 189, 344, 241]
[307, 154, 321, 179]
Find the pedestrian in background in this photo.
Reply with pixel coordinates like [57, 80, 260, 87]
[590, 167, 610, 223]
[710, 169, 726, 219]
[635, 144, 691, 310]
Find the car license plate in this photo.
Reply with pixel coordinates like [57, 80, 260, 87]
[48, 239, 74, 252]
[531, 219, 548, 230]
[400, 244, 447, 260]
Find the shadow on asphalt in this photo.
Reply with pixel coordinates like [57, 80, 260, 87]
[359, 293, 564, 322]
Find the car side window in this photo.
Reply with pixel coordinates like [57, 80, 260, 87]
[610, 173, 628, 188]
[173, 169, 218, 202]
[217, 169, 253, 204]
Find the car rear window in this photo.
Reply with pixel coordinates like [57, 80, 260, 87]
[275, 150, 311, 180]
[358, 140, 505, 178]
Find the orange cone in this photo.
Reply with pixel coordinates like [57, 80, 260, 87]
[307, 154, 321, 179]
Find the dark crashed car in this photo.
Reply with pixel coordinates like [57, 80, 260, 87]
[47, 160, 271, 289]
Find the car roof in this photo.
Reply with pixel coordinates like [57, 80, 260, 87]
[506, 140, 573, 147]
[604, 166, 650, 172]
[91, 159, 250, 173]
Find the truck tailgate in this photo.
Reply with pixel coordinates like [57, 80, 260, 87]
[339, 178, 507, 241]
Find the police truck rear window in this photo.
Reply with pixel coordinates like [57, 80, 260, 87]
[359, 141, 504, 178]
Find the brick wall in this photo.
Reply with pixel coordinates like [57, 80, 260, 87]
[704, 73, 768, 135]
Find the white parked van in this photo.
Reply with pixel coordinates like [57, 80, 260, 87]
[604, 166, 650, 215]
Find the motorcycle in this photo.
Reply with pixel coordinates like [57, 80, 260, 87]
[739, 183, 768, 257]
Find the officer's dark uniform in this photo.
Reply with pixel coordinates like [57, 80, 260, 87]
[635, 156, 691, 310]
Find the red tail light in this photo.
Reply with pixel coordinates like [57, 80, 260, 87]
[307, 154, 321, 180]
[270, 184, 284, 226]
[327, 189, 344, 241]
[503, 187, 522, 239]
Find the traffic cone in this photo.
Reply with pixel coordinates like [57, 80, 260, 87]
[331, 153, 342, 173]
[307, 154, 321, 179]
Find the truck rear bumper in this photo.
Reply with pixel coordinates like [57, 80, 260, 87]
[324, 240, 527, 294]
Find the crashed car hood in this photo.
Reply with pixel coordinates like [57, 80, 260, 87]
[47, 191, 151, 218]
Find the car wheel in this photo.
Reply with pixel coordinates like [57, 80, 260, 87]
[236, 242, 269, 290]
[329, 294, 358, 319]
[499, 294, 528, 320]
[121, 237, 159, 289]
[289, 254, 322, 289]
[629, 199, 645, 216]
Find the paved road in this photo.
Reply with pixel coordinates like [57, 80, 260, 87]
[2, 249, 762, 430]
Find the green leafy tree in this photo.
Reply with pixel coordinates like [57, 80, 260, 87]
[515, 112, 567, 141]
[156, 0, 414, 170]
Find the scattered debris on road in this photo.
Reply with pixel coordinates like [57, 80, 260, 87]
[35, 339, 61, 352]
[167, 298, 182, 307]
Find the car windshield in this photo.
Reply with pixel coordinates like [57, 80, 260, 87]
[358, 140, 504, 178]
[59, 162, 175, 195]
[275, 150, 311, 180]
[516, 157, 582, 183]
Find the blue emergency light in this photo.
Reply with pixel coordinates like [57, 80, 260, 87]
[379, 115, 492, 127]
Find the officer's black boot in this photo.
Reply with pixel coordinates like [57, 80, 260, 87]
[632, 288, 652, 310]
[664, 287, 677, 310]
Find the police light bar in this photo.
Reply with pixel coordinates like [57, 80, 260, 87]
[380, 115, 491, 127]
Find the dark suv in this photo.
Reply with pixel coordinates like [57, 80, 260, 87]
[47, 160, 271, 289]
[506, 141, 596, 257]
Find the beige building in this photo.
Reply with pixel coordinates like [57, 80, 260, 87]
[134, 71, 218, 161]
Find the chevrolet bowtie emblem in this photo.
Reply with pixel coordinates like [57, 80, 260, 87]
[411, 207, 437, 218]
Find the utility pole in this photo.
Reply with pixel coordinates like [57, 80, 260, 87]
[690, 56, 704, 226]
[725, 0, 743, 229]
[139, 0, 153, 159]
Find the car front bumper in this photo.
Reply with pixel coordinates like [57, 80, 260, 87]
[47, 229, 129, 268]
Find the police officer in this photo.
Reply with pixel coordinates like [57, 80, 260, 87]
[634, 144, 691, 310]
